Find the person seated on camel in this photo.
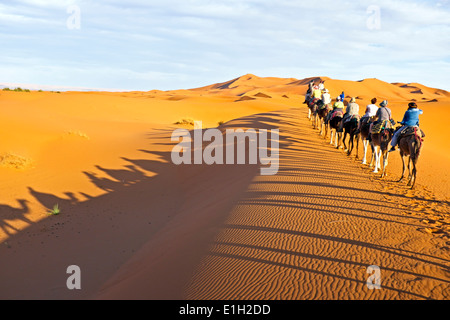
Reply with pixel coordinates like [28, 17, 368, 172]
[312, 85, 322, 100]
[325, 96, 344, 123]
[373, 100, 392, 125]
[318, 80, 325, 91]
[338, 97, 359, 132]
[389, 102, 423, 152]
[321, 89, 332, 109]
[356, 98, 378, 133]
[304, 88, 312, 104]
[309, 80, 315, 92]
[368, 100, 392, 139]
[303, 80, 315, 104]
[333, 96, 344, 110]
[361, 98, 378, 124]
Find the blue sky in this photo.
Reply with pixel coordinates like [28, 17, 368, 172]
[1, 0, 449, 91]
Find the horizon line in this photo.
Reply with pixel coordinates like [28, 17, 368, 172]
[1, 74, 448, 93]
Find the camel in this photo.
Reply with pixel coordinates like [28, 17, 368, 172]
[326, 110, 343, 148]
[307, 98, 319, 124]
[342, 115, 360, 157]
[315, 105, 330, 136]
[397, 127, 424, 189]
[369, 122, 394, 177]
[359, 116, 376, 165]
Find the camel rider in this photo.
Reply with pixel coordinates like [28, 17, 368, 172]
[312, 85, 322, 99]
[321, 89, 332, 109]
[339, 97, 359, 132]
[362, 98, 378, 120]
[304, 88, 312, 104]
[309, 80, 315, 92]
[318, 80, 325, 91]
[389, 102, 423, 152]
[368, 100, 392, 137]
[304, 80, 315, 104]
[357, 98, 378, 131]
[333, 96, 344, 110]
[374, 100, 392, 124]
[340, 91, 345, 102]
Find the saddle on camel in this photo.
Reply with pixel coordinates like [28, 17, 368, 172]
[370, 119, 395, 135]
[307, 97, 320, 120]
[394, 126, 426, 142]
[329, 108, 344, 122]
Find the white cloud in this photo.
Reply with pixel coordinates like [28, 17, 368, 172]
[0, 0, 449, 91]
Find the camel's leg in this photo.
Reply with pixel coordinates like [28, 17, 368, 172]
[406, 157, 413, 186]
[347, 134, 353, 156]
[355, 134, 359, 159]
[372, 146, 379, 173]
[410, 160, 417, 189]
[369, 143, 375, 168]
[381, 151, 389, 178]
[377, 149, 383, 171]
[398, 154, 406, 182]
[362, 140, 368, 164]
[308, 108, 311, 120]
[343, 131, 348, 152]
[330, 130, 334, 145]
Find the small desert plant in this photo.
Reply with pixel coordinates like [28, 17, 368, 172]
[0, 152, 33, 169]
[2, 87, 11, 91]
[48, 204, 61, 215]
[14, 87, 23, 92]
[174, 118, 195, 126]
[218, 120, 225, 126]
[65, 130, 90, 139]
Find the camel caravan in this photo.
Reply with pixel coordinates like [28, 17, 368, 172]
[303, 80, 425, 188]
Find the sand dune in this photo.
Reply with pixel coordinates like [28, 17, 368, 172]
[253, 92, 272, 98]
[0, 75, 449, 299]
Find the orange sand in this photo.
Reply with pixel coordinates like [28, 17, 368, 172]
[0, 75, 449, 299]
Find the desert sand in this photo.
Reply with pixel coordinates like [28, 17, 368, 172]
[0, 75, 449, 299]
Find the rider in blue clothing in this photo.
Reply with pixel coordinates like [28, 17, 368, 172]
[389, 102, 423, 152]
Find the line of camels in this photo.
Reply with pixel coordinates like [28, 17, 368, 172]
[306, 98, 424, 189]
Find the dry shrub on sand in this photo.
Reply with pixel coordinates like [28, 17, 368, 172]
[174, 118, 195, 126]
[0, 152, 33, 169]
[65, 130, 90, 139]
